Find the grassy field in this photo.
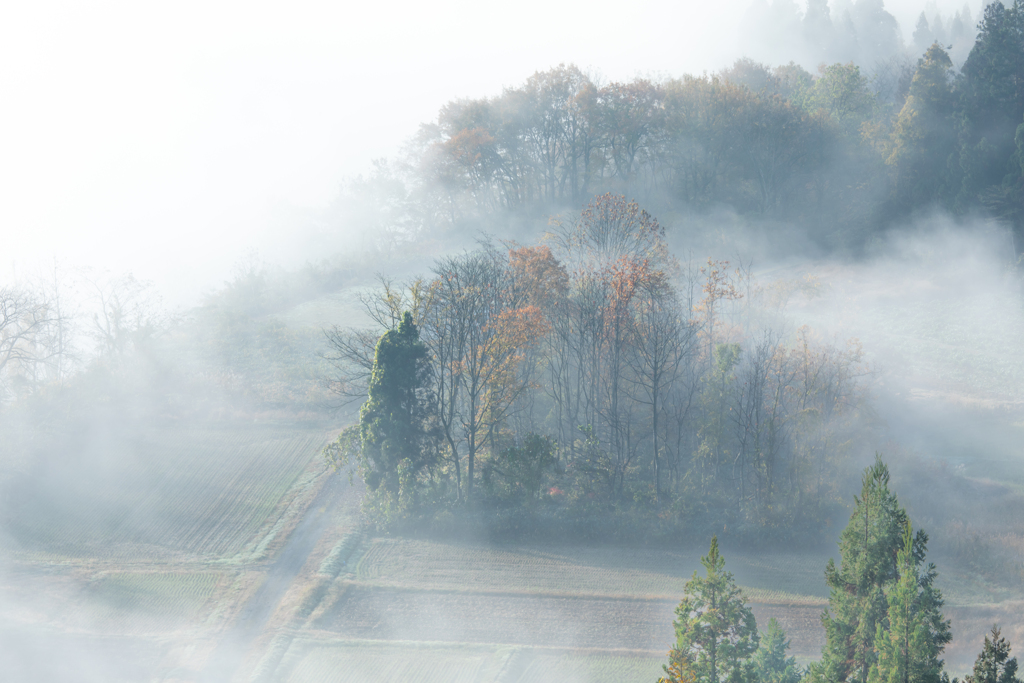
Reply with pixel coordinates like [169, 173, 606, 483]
[508, 650, 667, 683]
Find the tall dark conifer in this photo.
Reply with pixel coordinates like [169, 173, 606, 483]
[809, 456, 950, 683]
[359, 311, 434, 495]
[955, 0, 1024, 209]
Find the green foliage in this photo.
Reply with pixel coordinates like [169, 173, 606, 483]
[670, 537, 759, 683]
[887, 44, 957, 211]
[324, 312, 440, 525]
[869, 523, 949, 683]
[964, 627, 1022, 683]
[660, 647, 698, 683]
[955, 0, 1024, 211]
[803, 63, 872, 128]
[359, 311, 435, 495]
[810, 456, 949, 683]
[752, 619, 801, 683]
[811, 456, 911, 683]
[482, 433, 558, 506]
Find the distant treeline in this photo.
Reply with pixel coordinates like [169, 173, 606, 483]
[740, 0, 978, 73]
[342, 0, 1024, 253]
[325, 194, 870, 539]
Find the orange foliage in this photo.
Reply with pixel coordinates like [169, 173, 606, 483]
[507, 244, 569, 310]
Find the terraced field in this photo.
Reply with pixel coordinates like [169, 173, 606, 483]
[76, 571, 222, 632]
[260, 532, 1020, 679]
[353, 537, 831, 603]
[0, 420, 340, 682]
[272, 640, 666, 683]
[5, 415, 1022, 682]
[5, 424, 325, 562]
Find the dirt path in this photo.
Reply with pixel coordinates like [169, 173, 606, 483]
[201, 471, 348, 683]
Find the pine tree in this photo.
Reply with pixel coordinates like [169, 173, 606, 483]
[669, 537, 759, 683]
[870, 522, 950, 683]
[964, 627, 1022, 683]
[660, 648, 699, 683]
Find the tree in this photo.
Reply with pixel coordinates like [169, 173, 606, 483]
[670, 536, 759, 683]
[964, 627, 1022, 683]
[627, 286, 692, 505]
[481, 433, 557, 504]
[359, 312, 435, 496]
[809, 456, 947, 683]
[753, 618, 801, 683]
[86, 271, 164, 365]
[870, 522, 950, 683]
[661, 648, 699, 683]
[740, 93, 806, 214]
[887, 44, 957, 212]
[0, 286, 62, 401]
[955, 0, 1024, 211]
[810, 456, 911, 683]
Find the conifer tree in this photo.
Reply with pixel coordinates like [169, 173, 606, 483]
[870, 522, 950, 683]
[809, 456, 949, 683]
[753, 618, 801, 683]
[964, 627, 1022, 683]
[359, 311, 435, 495]
[809, 456, 911, 683]
[668, 537, 759, 683]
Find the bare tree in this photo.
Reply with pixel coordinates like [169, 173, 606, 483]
[627, 286, 695, 504]
[86, 272, 165, 363]
[0, 286, 60, 400]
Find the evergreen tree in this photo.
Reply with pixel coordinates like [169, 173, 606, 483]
[913, 14, 933, 56]
[808, 456, 912, 683]
[359, 311, 435, 496]
[964, 627, 1022, 683]
[870, 523, 950, 683]
[955, 0, 1024, 210]
[887, 44, 957, 211]
[668, 537, 759, 683]
[753, 618, 801, 683]
[809, 456, 949, 683]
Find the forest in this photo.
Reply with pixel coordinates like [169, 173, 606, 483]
[324, 194, 868, 540]
[320, 0, 1024, 542]
[337, 0, 1024, 254]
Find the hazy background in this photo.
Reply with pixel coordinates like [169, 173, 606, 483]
[0, 0, 987, 306]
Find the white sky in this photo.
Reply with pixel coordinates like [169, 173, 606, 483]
[0, 0, 977, 305]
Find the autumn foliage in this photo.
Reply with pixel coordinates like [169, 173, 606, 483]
[327, 195, 868, 539]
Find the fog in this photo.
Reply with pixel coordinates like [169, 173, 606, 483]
[4, 0, 1024, 681]
[1, 0, 987, 303]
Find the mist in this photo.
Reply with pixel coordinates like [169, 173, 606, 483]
[5, 0, 1024, 681]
